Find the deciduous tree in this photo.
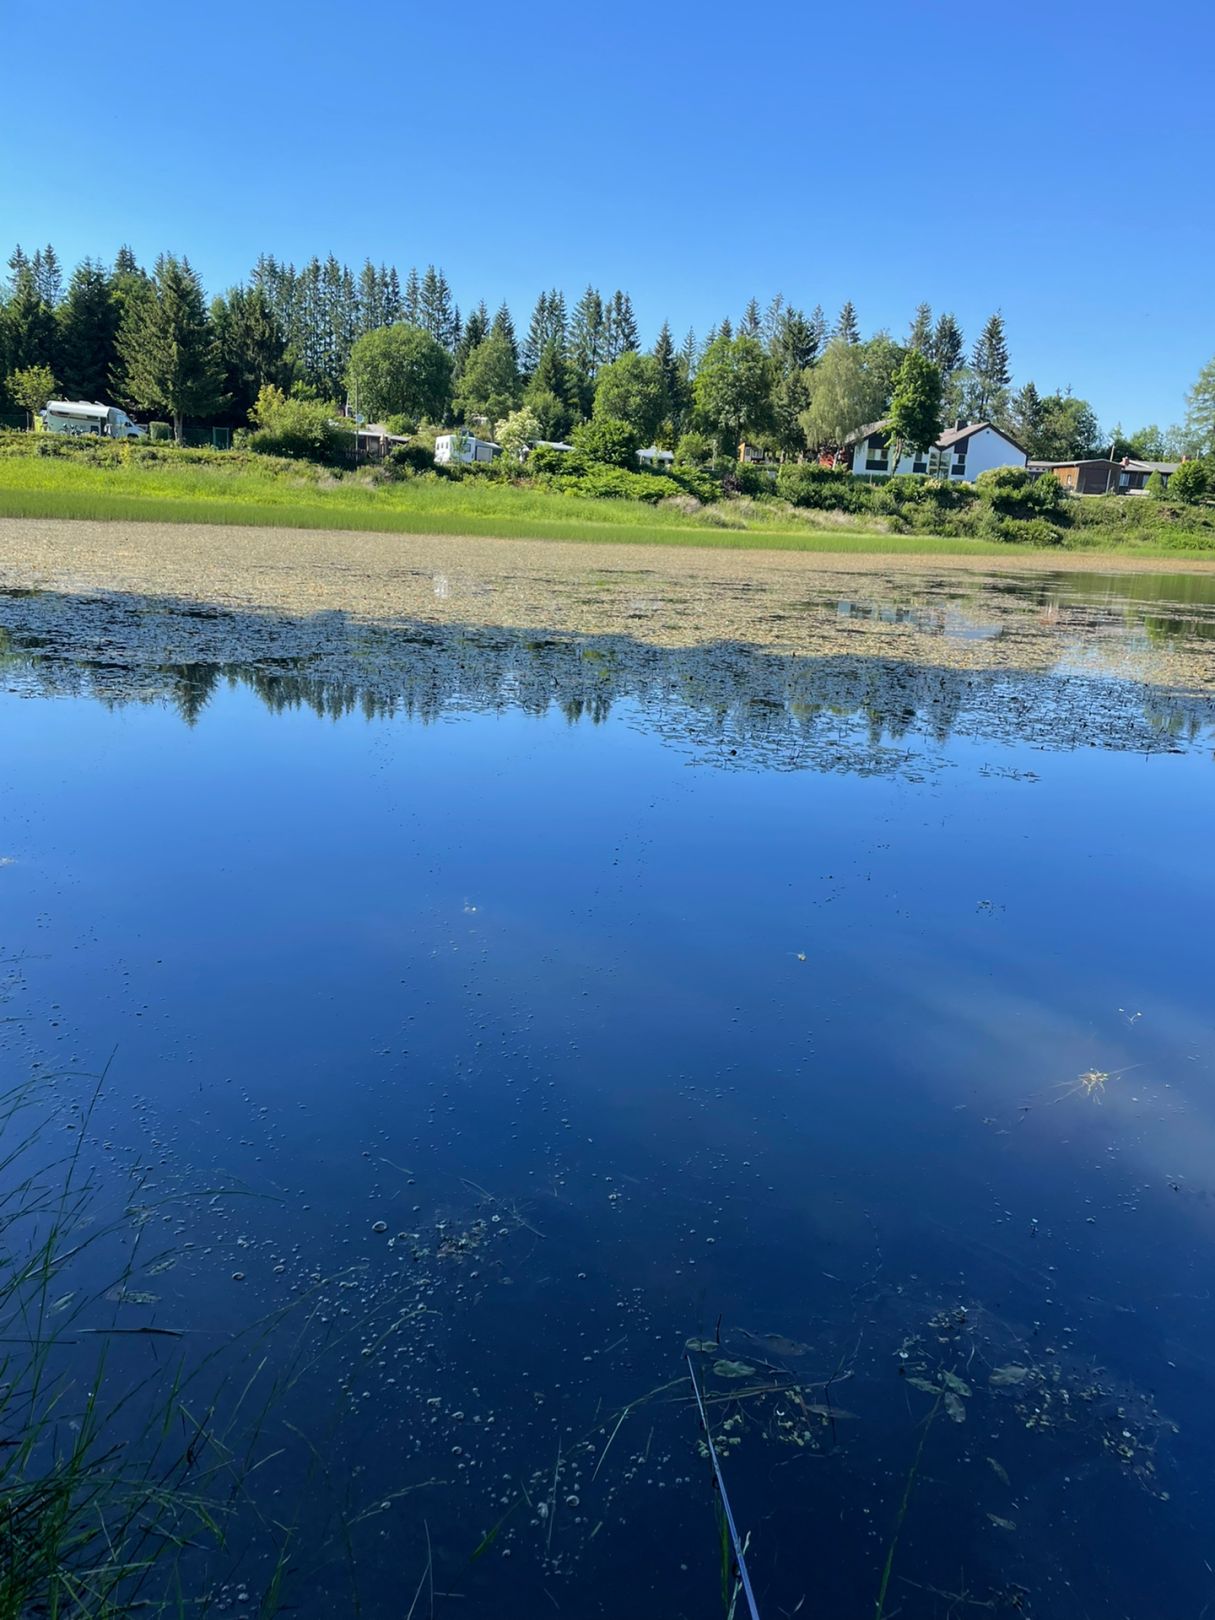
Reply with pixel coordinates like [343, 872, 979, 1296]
[692, 332, 774, 453]
[885, 349, 944, 461]
[346, 322, 453, 425]
[593, 351, 667, 442]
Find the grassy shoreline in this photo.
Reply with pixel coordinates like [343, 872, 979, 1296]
[1, 445, 1213, 560]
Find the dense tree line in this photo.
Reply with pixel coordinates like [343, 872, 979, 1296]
[2, 242, 1211, 462]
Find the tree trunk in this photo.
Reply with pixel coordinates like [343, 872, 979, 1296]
[174, 412, 184, 445]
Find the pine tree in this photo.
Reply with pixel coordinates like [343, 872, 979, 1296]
[652, 318, 685, 430]
[454, 301, 488, 379]
[718, 317, 733, 342]
[357, 260, 383, 336]
[115, 255, 225, 441]
[2, 254, 57, 377]
[1011, 380, 1044, 451]
[834, 301, 860, 344]
[56, 259, 120, 400]
[490, 302, 518, 366]
[762, 294, 785, 349]
[114, 245, 139, 278]
[907, 302, 933, 353]
[679, 328, 699, 380]
[32, 245, 62, 308]
[603, 291, 639, 362]
[739, 297, 762, 338]
[522, 290, 567, 376]
[211, 283, 288, 423]
[403, 267, 421, 326]
[929, 312, 964, 377]
[523, 338, 575, 435]
[568, 286, 606, 411]
[969, 311, 1011, 420]
[771, 305, 818, 373]
[384, 267, 402, 325]
[807, 305, 827, 358]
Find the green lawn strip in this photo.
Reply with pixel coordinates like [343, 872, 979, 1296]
[0, 485, 1121, 557]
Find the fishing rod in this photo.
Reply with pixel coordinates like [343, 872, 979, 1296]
[686, 1353, 762, 1620]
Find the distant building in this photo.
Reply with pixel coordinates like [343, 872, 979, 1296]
[845, 420, 1027, 482]
[1028, 457, 1179, 494]
[637, 445, 674, 469]
[434, 433, 500, 465]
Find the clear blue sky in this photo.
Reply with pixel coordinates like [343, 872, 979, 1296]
[3, 0, 1211, 432]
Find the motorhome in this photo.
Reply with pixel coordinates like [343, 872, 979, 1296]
[40, 400, 146, 439]
[433, 432, 500, 465]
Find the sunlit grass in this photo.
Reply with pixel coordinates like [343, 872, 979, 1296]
[0, 449, 1204, 557]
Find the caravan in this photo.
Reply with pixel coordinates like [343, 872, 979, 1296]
[40, 400, 146, 440]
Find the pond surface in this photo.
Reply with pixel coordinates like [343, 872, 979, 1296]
[2, 560, 1215, 1619]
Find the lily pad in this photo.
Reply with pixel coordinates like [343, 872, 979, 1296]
[685, 1337, 719, 1355]
[987, 1514, 1017, 1531]
[943, 1391, 967, 1424]
[990, 1364, 1031, 1387]
[712, 1360, 756, 1379]
[941, 1370, 972, 1397]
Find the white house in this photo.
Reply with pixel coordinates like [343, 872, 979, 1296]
[637, 445, 674, 469]
[434, 432, 500, 465]
[845, 420, 1026, 482]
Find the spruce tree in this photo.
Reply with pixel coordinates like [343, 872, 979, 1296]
[32, 245, 62, 308]
[739, 297, 762, 338]
[834, 301, 860, 344]
[56, 260, 120, 400]
[522, 292, 549, 376]
[403, 267, 421, 326]
[2, 256, 57, 377]
[603, 291, 639, 362]
[115, 255, 225, 441]
[929, 312, 964, 378]
[771, 306, 817, 373]
[454, 301, 488, 380]
[907, 302, 933, 353]
[679, 328, 699, 380]
[568, 287, 606, 412]
[490, 302, 518, 365]
[969, 312, 1011, 420]
[1011, 380, 1044, 452]
[211, 283, 288, 423]
[807, 305, 828, 358]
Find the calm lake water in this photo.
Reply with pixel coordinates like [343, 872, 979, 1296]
[2, 563, 1214, 1618]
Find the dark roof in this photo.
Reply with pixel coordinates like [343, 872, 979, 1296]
[937, 421, 1026, 453]
[1124, 459, 1178, 474]
[842, 419, 890, 446]
[1028, 458, 1112, 470]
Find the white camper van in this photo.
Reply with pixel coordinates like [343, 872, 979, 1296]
[433, 432, 500, 465]
[40, 401, 147, 440]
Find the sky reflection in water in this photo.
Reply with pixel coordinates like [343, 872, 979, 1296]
[1, 572, 1213, 1619]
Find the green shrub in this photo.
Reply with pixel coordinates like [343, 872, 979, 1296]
[551, 466, 676, 503]
[1169, 460, 1209, 504]
[777, 462, 866, 511]
[570, 416, 640, 469]
[247, 386, 352, 464]
[385, 442, 432, 475]
[1146, 470, 1167, 500]
[675, 431, 713, 467]
[528, 444, 582, 476]
[149, 421, 173, 443]
[990, 516, 1063, 545]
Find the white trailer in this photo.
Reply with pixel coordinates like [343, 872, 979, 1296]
[434, 432, 500, 465]
[40, 401, 146, 440]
